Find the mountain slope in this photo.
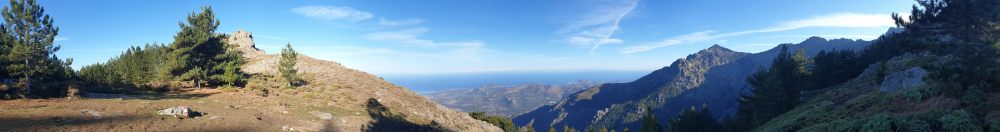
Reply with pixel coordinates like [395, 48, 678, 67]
[514, 37, 870, 131]
[425, 81, 599, 117]
[230, 30, 502, 132]
[0, 30, 503, 132]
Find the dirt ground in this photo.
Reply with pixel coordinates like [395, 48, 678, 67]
[0, 89, 341, 132]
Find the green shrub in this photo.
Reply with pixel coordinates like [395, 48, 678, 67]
[902, 85, 940, 102]
[938, 110, 981, 132]
[897, 119, 931, 132]
[469, 112, 518, 132]
[986, 120, 1000, 132]
[799, 119, 860, 132]
[962, 86, 984, 105]
[861, 113, 893, 132]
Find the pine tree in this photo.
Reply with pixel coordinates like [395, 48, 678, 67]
[167, 6, 222, 88]
[280, 43, 301, 87]
[210, 41, 245, 86]
[524, 125, 536, 132]
[0, 24, 8, 81]
[669, 105, 717, 132]
[1, 0, 72, 98]
[733, 45, 808, 129]
[811, 49, 862, 89]
[639, 107, 662, 132]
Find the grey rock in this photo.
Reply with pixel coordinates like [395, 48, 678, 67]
[157, 106, 201, 118]
[309, 111, 333, 120]
[80, 109, 101, 119]
[880, 67, 928, 93]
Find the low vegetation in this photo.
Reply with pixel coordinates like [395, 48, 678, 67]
[469, 112, 518, 132]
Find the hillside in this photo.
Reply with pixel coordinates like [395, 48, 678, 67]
[514, 38, 870, 130]
[0, 30, 502, 132]
[425, 80, 598, 117]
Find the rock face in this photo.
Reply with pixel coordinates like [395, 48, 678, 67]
[226, 30, 502, 132]
[425, 80, 599, 117]
[880, 67, 929, 93]
[515, 37, 872, 131]
[227, 30, 265, 55]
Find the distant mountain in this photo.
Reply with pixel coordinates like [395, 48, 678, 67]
[425, 80, 600, 117]
[514, 37, 871, 130]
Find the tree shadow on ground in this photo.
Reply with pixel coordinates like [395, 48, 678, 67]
[82, 89, 217, 100]
[0, 115, 144, 131]
[319, 120, 341, 132]
[0, 114, 253, 131]
[362, 98, 443, 132]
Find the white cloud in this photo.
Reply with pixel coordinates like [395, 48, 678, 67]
[364, 27, 435, 47]
[363, 27, 488, 61]
[620, 31, 713, 54]
[292, 6, 374, 22]
[290, 5, 495, 74]
[757, 34, 882, 40]
[379, 17, 425, 27]
[718, 13, 894, 37]
[559, 0, 639, 53]
[620, 13, 894, 54]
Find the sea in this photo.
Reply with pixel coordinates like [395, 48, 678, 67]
[379, 70, 650, 94]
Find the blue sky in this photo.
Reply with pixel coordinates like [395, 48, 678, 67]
[30, 0, 914, 76]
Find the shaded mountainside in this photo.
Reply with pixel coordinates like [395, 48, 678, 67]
[425, 81, 599, 117]
[514, 37, 871, 130]
[752, 52, 948, 131]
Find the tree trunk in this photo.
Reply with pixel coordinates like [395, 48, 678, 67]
[23, 59, 31, 98]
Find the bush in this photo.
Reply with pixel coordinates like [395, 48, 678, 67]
[896, 119, 931, 132]
[246, 74, 278, 97]
[799, 119, 861, 132]
[987, 120, 1000, 132]
[938, 110, 980, 132]
[861, 113, 893, 132]
[469, 112, 518, 132]
[962, 86, 984, 105]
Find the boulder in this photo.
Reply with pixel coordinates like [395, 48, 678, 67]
[158, 106, 201, 118]
[80, 109, 101, 119]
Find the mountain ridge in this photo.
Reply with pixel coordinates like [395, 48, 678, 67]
[514, 36, 872, 130]
[425, 80, 599, 117]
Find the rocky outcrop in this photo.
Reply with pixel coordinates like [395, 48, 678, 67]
[227, 30, 502, 132]
[226, 30, 265, 55]
[880, 67, 928, 93]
